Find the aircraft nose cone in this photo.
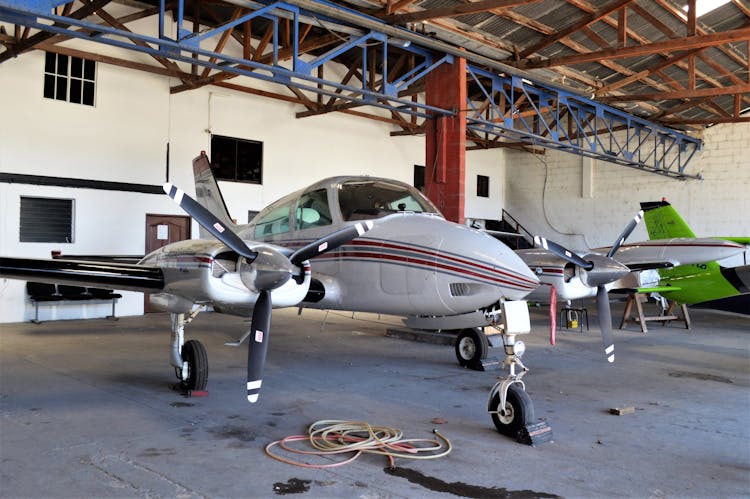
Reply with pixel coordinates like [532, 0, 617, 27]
[580, 253, 630, 288]
[239, 247, 293, 292]
[450, 224, 540, 300]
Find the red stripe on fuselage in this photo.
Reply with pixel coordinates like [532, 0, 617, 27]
[330, 250, 537, 291]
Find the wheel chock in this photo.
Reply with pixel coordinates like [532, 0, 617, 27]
[172, 384, 209, 398]
[609, 406, 635, 415]
[516, 421, 553, 446]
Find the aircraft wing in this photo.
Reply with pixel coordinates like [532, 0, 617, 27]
[598, 237, 746, 271]
[0, 257, 164, 293]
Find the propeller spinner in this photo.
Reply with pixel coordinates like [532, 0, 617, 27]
[164, 183, 373, 403]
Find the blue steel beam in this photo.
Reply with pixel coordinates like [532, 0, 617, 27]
[0, 0, 703, 178]
[0, 0, 451, 119]
[466, 66, 701, 179]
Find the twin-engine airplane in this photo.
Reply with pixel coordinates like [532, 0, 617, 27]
[493, 214, 745, 353]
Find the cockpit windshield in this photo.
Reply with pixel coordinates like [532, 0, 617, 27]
[338, 179, 440, 221]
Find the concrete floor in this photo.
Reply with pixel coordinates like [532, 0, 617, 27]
[1, 303, 748, 498]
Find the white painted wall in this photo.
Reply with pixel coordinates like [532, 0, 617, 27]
[504, 123, 750, 254]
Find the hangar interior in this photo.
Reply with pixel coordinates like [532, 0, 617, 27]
[0, 0, 749, 497]
[1, 0, 748, 322]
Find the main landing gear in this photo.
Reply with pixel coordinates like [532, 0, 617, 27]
[170, 307, 208, 391]
[454, 327, 489, 369]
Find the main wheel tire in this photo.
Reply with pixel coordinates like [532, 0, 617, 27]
[490, 384, 535, 437]
[455, 327, 489, 370]
[182, 339, 208, 391]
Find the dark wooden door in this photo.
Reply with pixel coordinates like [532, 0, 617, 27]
[144, 214, 191, 312]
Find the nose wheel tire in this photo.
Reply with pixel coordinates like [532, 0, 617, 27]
[181, 339, 208, 391]
[490, 384, 534, 437]
[455, 327, 488, 370]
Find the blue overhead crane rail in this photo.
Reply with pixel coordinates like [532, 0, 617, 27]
[0, 0, 702, 179]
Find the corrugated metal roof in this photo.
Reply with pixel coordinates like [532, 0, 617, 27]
[337, 0, 750, 127]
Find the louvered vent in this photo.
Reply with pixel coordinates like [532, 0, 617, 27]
[19, 196, 73, 243]
[449, 283, 470, 297]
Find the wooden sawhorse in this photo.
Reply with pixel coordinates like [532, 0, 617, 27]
[619, 293, 691, 333]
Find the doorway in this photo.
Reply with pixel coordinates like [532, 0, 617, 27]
[144, 214, 191, 312]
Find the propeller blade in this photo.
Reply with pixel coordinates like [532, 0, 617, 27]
[163, 183, 258, 261]
[289, 220, 374, 266]
[596, 285, 615, 363]
[534, 236, 593, 270]
[607, 210, 644, 258]
[247, 290, 272, 403]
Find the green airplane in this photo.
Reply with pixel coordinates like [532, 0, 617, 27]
[638, 200, 750, 315]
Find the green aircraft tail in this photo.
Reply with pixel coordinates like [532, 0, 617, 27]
[639, 200, 745, 306]
[639, 200, 696, 239]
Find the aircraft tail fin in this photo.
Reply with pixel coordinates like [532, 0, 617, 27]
[640, 200, 696, 239]
[192, 152, 239, 240]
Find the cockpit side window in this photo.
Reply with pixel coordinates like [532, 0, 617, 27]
[295, 189, 332, 230]
[253, 202, 292, 238]
[339, 180, 438, 221]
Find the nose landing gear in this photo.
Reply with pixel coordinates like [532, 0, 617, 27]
[486, 301, 552, 444]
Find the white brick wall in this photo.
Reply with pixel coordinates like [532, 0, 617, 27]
[504, 123, 750, 251]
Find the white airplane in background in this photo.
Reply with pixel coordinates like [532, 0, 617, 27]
[514, 223, 746, 347]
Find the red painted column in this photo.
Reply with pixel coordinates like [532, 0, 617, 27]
[424, 56, 466, 224]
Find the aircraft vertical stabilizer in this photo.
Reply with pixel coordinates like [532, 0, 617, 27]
[640, 200, 696, 239]
[192, 152, 239, 240]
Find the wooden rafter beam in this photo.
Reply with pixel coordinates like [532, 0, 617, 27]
[93, 6, 182, 74]
[594, 47, 705, 95]
[386, 0, 420, 15]
[517, 0, 635, 59]
[660, 116, 750, 125]
[200, 7, 244, 79]
[170, 32, 340, 93]
[649, 96, 715, 120]
[517, 27, 750, 69]
[382, 0, 536, 25]
[0, 0, 113, 63]
[35, 42, 199, 81]
[599, 84, 750, 102]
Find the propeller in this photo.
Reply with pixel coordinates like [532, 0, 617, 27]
[534, 211, 644, 363]
[607, 210, 644, 258]
[164, 183, 373, 403]
[164, 183, 257, 261]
